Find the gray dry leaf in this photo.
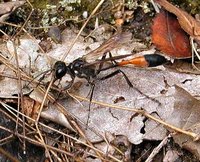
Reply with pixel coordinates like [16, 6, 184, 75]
[165, 85, 200, 159]
[163, 149, 179, 162]
[41, 103, 75, 132]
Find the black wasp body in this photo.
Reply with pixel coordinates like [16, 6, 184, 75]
[52, 32, 133, 87]
[53, 31, 167, 88]
[53, 58, 97, 88]
[69, 58, 96, 81]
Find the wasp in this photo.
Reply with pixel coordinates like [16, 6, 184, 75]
[53, 32, 167, 87]
[52, 31, 167, 125]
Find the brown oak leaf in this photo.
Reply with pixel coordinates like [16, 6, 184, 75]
[155, 0, 200, 42]
[152, 10, 191, 58]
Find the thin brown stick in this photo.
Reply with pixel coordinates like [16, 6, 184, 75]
[0, 147, 19, 162]
[0, 29, 9, 37]
[0, 107, 35, 132]
[0, 134, 14, 146]
[35, 78, 54, 124]
[12, 40, 26, 154]
[145, 134, 171, 162]
[71, 120, 104, 159]
[35, 78, 54, 162]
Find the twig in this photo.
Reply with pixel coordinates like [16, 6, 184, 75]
[151, 0, 160, 13]
[71, 120, 104, 160]
[145, 134, 171, 162]
[35, 78, 54, 162]
[0, 147, 19, 162]
[0, 29, 9, 37]
[12, 40, 26, 154]
[191, 37, 200, 71]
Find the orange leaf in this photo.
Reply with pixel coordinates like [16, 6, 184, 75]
[23, 96, 41, 125]
[152, 10, 191, 58]
[155, 0, 200, 41]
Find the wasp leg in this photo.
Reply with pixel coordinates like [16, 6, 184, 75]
[96, 51, 117, 75]
[25, 69, 51, 89]
[100, 69, 133, 87]
[53, 77, 75, 103]
[108, 52, 118, 64]
[96, 53, 107, 74]
[99, 69, 161, 105]
[86, 82, 95, 129]
[96, 52, 119, 76]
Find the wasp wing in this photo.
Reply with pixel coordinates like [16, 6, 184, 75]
[82, 53, 134, 67]
[83, 32, 132, 63]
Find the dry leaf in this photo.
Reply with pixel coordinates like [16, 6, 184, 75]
[0, 1, 25, 15]
[48, 26, 62, 43]
[155, 0, 200, 41]
[152, 10, 191, 58]
[163, 149, 179, 162]
[41, 103, 75, 132]
[23, 96, 41, 125]
[166, 86, 200, 159]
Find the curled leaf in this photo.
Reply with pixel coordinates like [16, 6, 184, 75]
[155, 0, 200, 41]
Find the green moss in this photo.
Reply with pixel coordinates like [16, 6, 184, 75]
[31, 0, 49, 9]
[171, 0, 200, 15]
[81, 0, 99, 13]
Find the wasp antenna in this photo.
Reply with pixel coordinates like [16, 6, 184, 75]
[27, 69, 52, 87]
